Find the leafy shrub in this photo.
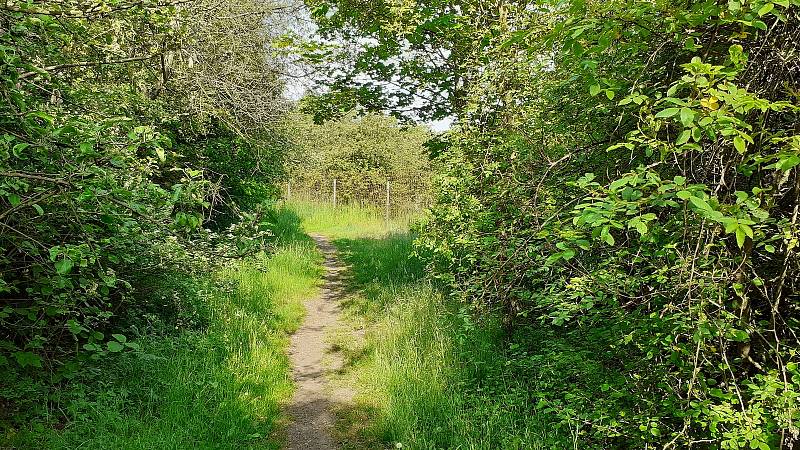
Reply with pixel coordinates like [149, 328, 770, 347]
[407, 0, 800, 447]
[0, 0, 291, 427]
[284, 112, 433, 209]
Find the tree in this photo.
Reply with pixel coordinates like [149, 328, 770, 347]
[284, 111, 432, 206]
[302, 0, 530, 122]
[308, 0, 800, 446]
[0, 0, 294, 397]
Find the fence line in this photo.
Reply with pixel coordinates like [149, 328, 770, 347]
[282, 177, 431, 219]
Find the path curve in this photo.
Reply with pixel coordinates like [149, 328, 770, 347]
[285, 234, 345, 450]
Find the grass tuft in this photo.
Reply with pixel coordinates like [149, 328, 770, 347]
[306, 207, 566, 450]
[285, 200, 416, 239]
[6, 207, 323, 449]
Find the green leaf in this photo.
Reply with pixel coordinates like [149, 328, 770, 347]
[601, 227, 615, 245]
[736, 227, 746, 248]
[79, 142, 94, 154]
[66, 319, 83, 335]
[676, 190, 692, 200]
[125, 342, 141, 350]
[545, 253, 563, 266]
[757, 3, 775, 16]
[728, 329, 750, 342]
[589, 84, 601, 96]
[12, 143, 30, 157]
[778, 155, 800, 171]
[692, 127, 703, 142]
[32, 204, 44, 215]
[676, 130, 691, 145]
[107, 341, 125, 353]
[112, 334, 127, 343]
[689, 196, 712, 211]
[655, 108, 680, 118]
[8, 194, 21, 206]
[680, 108, 695, 126]
[722, 218, 739, 234]
[27, 111, 54, 125]
[55, 259, 74, 275]
[635, 220, 647, 236]
[605, 89, 615, 100]
[733, 136, 746, 153]
[609, 177, 629, 191]
[14, 351, 42, 368]
[740, 223, 754, 238]
[673, 176, 687, 186]
[83, 343, 100, 352]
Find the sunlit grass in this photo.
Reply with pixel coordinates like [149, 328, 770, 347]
[9, 208, 323, 449]
[285, 200, 418, 239]
[323, 226, 564, 449]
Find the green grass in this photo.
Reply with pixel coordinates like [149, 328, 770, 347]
[302, 209, 567, 449]
[6, 207, 323, 449]
[285, 200, 416, 239]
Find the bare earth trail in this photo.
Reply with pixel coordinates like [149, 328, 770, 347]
[285, 234, 350, 450]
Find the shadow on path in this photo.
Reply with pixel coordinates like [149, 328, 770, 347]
[285, 234, 348, 450]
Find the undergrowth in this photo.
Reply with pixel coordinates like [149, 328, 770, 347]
[326, 230, 571, 449]
[3, 207, 322, 449]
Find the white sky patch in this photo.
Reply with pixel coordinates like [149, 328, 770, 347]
[429, 117, 453, 132]
[278, 3, 453, 132]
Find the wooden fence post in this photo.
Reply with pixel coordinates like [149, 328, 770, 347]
[385, 180, 390, 229]
[333, 178, 337, 208]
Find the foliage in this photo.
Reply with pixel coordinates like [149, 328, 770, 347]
[309, 0, 800, 447]
[0, 0, 294, 431]
[284, 112, 432, 208]
[3, 207, 322, 448]
[300, 0, 481, 122]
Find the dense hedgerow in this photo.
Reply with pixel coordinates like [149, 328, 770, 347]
[0, 0, 293, 427]
[305, 0, 800, 447]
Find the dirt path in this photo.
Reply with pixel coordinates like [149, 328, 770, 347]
[285, 234, 346, 450]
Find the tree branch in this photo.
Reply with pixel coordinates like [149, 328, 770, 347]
[20, 55, 161, 79]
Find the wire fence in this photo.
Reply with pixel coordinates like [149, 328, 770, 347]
[281, 178, 432, 218]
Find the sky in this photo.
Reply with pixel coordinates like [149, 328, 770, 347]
[279, 5, 453, 134]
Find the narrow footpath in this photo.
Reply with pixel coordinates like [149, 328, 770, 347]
[285, 234, 346, 450]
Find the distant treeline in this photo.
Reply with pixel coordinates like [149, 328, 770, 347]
[283, 113, 433, 209]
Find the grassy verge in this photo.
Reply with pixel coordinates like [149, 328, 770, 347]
[287, 199, 569, 449]
[5, 207, 323, 449]
[285, 200, 415, 239]
[331, 233, 633, 449]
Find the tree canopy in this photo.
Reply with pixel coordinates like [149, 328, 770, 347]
[304, 0, 800, 447]
[1, 0, 294, 402]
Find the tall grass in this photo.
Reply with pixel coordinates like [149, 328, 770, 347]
[328, 230, 567, 449]
[285, 200, 417, 239]
[7, 207, 323, 449]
